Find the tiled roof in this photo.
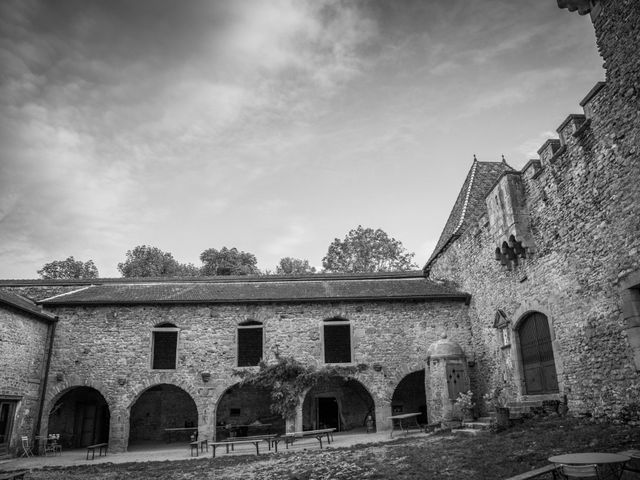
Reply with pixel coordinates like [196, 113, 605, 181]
[0, 289, 57, 321]
[424, 160, 513, 273]
[35, 271, 468, 305]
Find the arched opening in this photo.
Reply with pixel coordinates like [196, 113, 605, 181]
[302, 377, 375, 433]
[129, 384, 197, 447]
[518, 312, 559, 394]
[391, 370, 427, 423]
[48, 387, 110, 449]
[215, 383, 285, 440]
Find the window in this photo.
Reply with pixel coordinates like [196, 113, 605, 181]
[323, 318, 351, 364]
[152, 323, 179, 370]
[237, 321, 263, 367]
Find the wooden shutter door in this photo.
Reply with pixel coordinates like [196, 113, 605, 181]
[519, 313, 558, 394]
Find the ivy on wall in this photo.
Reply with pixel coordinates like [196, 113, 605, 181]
[234, 356, 363, 419]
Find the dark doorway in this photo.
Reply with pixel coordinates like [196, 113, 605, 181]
[519, 312, 559, 394]
[129, 384, 197, 446]
[48, 387, 110, 448]
[302, 377, 374, 432]
[391, 370, 427, 424]
[317, 397, 340, 430]
[0, 401, 17, 457]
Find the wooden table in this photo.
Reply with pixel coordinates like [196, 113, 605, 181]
[164, 427, 198, 443]
[549, 452, 631, 479]
[388, 413, 421, 438]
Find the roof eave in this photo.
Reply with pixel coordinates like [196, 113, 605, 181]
[40, 293, 470, 307]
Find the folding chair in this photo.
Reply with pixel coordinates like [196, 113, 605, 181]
[20, 436, 34, 457]
[557, 464, 601, 479]
[45, 433, 62, 456]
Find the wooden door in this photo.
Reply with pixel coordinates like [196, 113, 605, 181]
[519, 313, 559, 394]
[0, 401, 16, 457]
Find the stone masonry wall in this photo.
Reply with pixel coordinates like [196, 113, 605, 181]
[40, 299, 471, 451]
[0, 306, 51, 455]
[428, 0, 640, 417]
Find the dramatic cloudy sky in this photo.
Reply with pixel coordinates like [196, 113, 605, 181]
[0, 0, 603, 278]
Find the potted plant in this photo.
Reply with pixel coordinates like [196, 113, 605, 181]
[483, 386, 510, 429]
[455, 390, 476, 422]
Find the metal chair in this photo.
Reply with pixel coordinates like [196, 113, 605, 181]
[45, 433, 62, 456]
[557, 464, 601, 479]
[20, 436, 34, 457]
[622, 450, 640, 474]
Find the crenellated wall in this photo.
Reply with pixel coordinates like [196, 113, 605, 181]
[428, 0, 640, 417]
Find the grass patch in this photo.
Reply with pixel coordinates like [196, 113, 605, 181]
[17, 416, 640, 479]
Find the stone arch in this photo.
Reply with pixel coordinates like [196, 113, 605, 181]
[391, 369, 427, 423]
[214, 381, 286, 440]
[41, 378, 113, 439]
[301, 376, 376, 433]
[511, 308, 564, 398]
[127, 382, 199, 448]
[43, 382, 111, 449]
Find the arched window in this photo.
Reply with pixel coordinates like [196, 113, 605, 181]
[237, 321, 263, 367]
[151, 323, 179, 370]
[323, 318, 351, 364]
[518, 313, 558, 394]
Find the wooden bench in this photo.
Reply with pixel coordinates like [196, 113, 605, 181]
[504, 464, 559, 480]
[86, 442, 108, 460]
[282, 428, 336, 450]
[209, 438, 264, 458]
[0, 471, 28, 480]
[189, 438, 209, 457]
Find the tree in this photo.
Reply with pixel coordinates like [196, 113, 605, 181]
[118, 245, 198, 277]
[200, 247, 259, 276]
[275, 257, 317, 275]
[322, 225, 418, 273]
[37, 256, 99, 279]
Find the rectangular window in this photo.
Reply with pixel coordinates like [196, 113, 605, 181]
[238, 326, 263, 367]
[324, 323, 351, 364]
[152, 330, 178, 369]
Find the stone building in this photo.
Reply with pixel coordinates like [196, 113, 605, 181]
[425, 0, 640, 416]
[0, 291, 57, 456]
[0, 0, 638, 458]
[1, 273, 471, 453]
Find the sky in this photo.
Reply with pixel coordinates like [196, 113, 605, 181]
[0, 0, 604, 279]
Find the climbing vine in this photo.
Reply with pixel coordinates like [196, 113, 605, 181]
[234, 356, 361, 418]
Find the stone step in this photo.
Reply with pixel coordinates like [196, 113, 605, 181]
[462, 420, 492, 430]
[452, 428, 484, 436]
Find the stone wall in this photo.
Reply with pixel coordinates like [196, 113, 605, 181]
[0, 305, 51, 455]
[40, 298, 471, 451]
[428, 0, 640, 417]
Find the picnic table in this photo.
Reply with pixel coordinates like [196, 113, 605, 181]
[388, 413, 422, 438]
[281, 428, 336, 450]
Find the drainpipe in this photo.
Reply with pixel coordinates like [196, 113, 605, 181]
[34, 316, 58, 444]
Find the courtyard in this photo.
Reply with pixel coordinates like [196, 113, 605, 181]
[2, 416, 639, 479]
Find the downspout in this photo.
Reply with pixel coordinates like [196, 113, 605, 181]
[34, 316, 58, 443]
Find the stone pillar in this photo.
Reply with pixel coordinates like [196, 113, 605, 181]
[288, 393, 305, 433]
[374, 395, 391, 433]
[425, 335, 469, 422]
[108, 405, 129, 453]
